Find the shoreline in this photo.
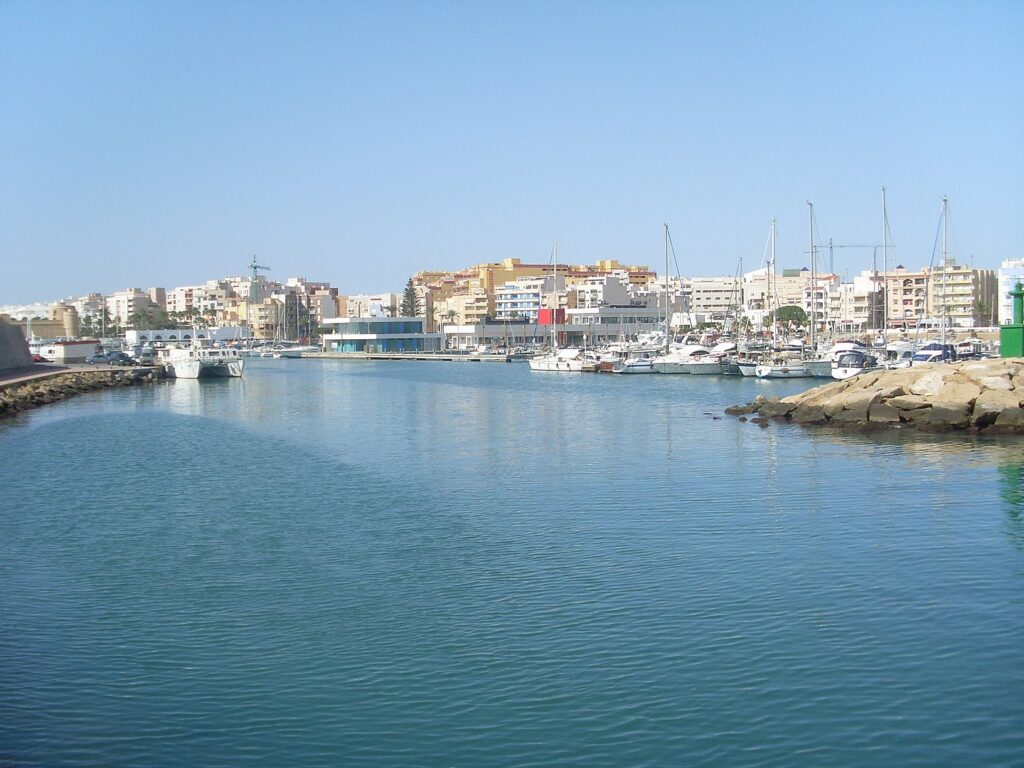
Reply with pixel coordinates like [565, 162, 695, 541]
[726, 358, 1024, 434]
[0, 367, 166, 420]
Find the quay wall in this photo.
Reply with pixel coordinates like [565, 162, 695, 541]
[0, 368, 164, 420]
[726, 358, 1024, 434]
[0, 318, 32, 372]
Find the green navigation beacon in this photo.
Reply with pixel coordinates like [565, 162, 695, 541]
[1000, 281, 1024, 358]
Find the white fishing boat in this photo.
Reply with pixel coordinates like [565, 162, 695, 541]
[832, 349, 882, 380]
[157, 342, 245, 379]
[529, 347, 587, 372]
[754, 360, 812, 378]
[275, 345, 319, 358]
[611, 351, 658, 374]
[653, 345, 718, 374]
[529, 241, 586, 373]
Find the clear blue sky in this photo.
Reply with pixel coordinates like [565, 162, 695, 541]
[1, 0, 1021, 304]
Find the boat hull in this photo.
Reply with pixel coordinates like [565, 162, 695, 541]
[529, 358, 584, 372]
[737, 362, 759, 377]
[754, 363, 813, 379]
[165, 358, 245, 379]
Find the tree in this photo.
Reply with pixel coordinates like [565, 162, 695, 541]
[768, 305, 807, 327]
[401, 278, 421, 317]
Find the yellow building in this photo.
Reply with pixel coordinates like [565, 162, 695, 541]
[2, 303, 80, 340]
[414, 257, 653, 330]
[924, 262, 996, 328]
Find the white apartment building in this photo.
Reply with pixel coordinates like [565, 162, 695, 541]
[105, 288, 157, 324]
[997, 259, 1024, 324]
[688, 276, 741, 322]
[344, 293, 401, 318]
[494, 277, 561, 322]
[569, 275, 631, 310]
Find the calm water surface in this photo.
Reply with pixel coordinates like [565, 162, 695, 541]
[2, 359, 1022, 767]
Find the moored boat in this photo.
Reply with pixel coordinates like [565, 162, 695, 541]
[158, 343, 245, 379]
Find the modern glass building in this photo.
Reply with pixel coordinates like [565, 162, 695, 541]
[321, 317, 443, 353]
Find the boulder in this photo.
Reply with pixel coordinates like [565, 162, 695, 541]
[725, 402, 759, 416]
[831, 408, 869, 423]
[760, 400, 798, 418]
[823, 389, 880, 418]
[869, 403, 901, 423]
[887, 394, 931, 411]
[908, 367, 957, 396]
[913, 403, 972, 430]
[972, 389, 1023, 427]
[933, 376, 982, 407]
[791, 404, 827, 424]
[994, 407, 1024, 428]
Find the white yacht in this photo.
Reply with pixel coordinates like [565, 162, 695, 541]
[528, 347, 587, 372]
[611, 351, 658, 374]
[157, 343, 245, 379]
[653, 344, 721, 375]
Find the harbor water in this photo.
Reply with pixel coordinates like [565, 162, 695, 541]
[2, 359, 1022, 767]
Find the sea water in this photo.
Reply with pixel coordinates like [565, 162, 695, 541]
[1, 359, 1022, 766]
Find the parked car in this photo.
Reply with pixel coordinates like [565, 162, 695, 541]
[105, 351, 136, 366]
[32, 353, 46, 363]
[85, 351, 135, 366]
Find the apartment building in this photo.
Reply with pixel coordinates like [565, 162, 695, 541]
[105, 288, 159, 324]
[689, 275, 741, 323]
[883, 266, 927, 328]
[924, 261, 996, 328]
[997, 259, 1024, 324]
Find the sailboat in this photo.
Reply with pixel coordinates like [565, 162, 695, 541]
[529, 241, 585, 372]
[756, 211, 815, 379]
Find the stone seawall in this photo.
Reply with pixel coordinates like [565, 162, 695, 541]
[0, 369, 164, 420]
[0, 318, 32, 372]
[726, 358, 1024, 433]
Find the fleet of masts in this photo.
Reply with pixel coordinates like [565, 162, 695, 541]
[528, 195, 995, 379]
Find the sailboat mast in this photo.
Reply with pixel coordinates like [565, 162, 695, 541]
[940, 196, 948, 345]
[808, 202, 816, 352]
[770, 219, 776, 346]
[881, 186, 889, 334]
[664, 223, 670, 354]
[552, 240, 558, 350]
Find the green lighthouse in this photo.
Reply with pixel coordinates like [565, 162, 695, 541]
[1000, 281, 1024, 358]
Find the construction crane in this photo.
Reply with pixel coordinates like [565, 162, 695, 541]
[248, 255, 271, 300]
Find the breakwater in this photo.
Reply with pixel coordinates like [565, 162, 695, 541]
[0, 368, 164, 420]
[727, 358, 1024, 433]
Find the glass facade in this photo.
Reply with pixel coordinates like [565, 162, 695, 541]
[332, 338, 427, 353]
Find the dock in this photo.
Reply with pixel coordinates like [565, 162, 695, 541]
[298, 351, 515, 363]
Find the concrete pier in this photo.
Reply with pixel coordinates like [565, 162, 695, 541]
[298, 351, 514, 362]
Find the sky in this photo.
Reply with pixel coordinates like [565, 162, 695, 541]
[1, 0, 1022, 304]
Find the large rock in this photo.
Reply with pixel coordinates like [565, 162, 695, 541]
[823, 389, 882, 418]
[761, 400, 797, 418]
[934, 376, 983, 406]
[972, 389, 1023, 427]
[791, 404, 827, 424]
[887, 394, 931, 411]
[912, 403, 972, 430]
[994, 407, 1024, 429]
[908, 366, 957, 396]
[869, 403, 901, 423]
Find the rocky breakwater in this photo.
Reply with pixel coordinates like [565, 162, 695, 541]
[0, 368, 163, 420]
[726, 358, 1024, 433]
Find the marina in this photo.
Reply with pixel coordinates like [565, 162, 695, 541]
[2, 357, 1022, 766]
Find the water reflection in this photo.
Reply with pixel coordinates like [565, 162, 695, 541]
[998, 463, 1024, 549]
